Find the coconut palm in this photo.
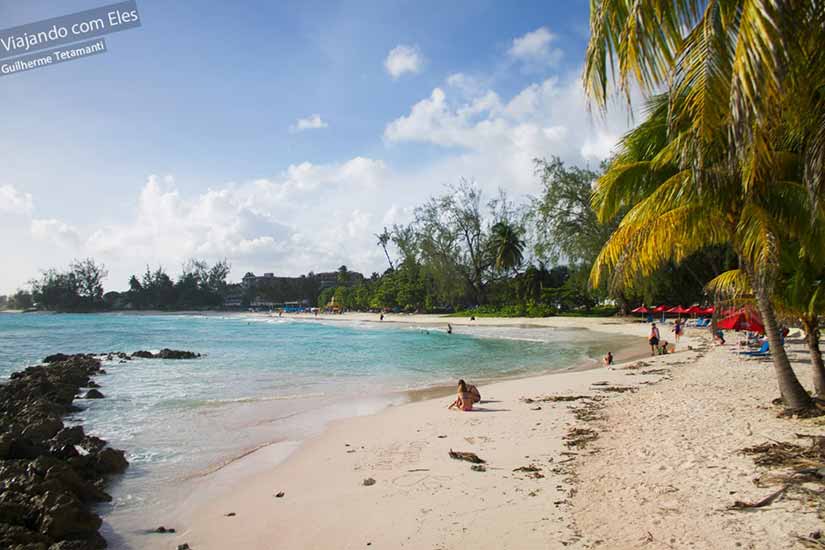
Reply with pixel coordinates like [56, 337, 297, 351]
[584, 2, 825, 411]
[375, 227, 395, 271]
[706, 250, 825, 401]
[584, 1, 825, 200]
[777, 256, 825, 399]
[591, 92, 816, 410]
[489, 221, 525, 276]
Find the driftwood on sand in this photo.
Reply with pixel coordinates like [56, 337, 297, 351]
[449, 449, 485, 463]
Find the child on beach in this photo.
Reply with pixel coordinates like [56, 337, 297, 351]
[648, 323, 660, 356]
[673, 320, 683, 343]
[448, 380, 480, 411]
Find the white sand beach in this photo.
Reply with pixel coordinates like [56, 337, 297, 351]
[137, 316, 822, 550]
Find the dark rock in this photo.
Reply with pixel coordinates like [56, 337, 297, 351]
[362, 478, 376, 486]
[43, 354, 72, 364]
[48, 533, 107, 549]
[82, 390, 103, 400]
[23, 418, 64, 441]
[131, 349, 201, 360]
[178, 544, 191, 550]
[94, 448, 128, 475]
[53, 427, 85, 447]
[0, 352, 127, 549]
[275, 492, 285, 498]
[157, 349, 200, 359]
[86, 381, 100, 389]
[37, 492, 102, 539]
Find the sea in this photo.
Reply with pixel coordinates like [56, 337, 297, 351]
[0, 312, 637, 548]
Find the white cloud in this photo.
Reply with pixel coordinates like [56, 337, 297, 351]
[31, 218, 82, 248]
[1, 60, 638, 293]
[291, 114, 328, 132]
[508, 27, 563, 68]
[384, 71, 632, 192]
[384, 45, 424, 78]
[0, 184, 33, 215]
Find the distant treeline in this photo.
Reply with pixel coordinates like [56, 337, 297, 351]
[315, 158, 727, 315]
[1, 158, 724, 315]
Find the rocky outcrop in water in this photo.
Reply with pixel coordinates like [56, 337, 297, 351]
[0, 354, 128, 549]
[131, 349, 201, 360]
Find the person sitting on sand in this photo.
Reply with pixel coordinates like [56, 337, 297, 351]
[648, 323, 660, 356]
[448, 379, 480, 411]
[603, 351, 614, 367]
[658, 340, 669, 355]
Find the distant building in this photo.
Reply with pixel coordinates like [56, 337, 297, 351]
[243, 270, 364, 290]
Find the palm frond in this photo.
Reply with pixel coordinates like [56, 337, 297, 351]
[705, 268, 751, 298]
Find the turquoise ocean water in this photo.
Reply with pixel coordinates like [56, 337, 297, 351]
[0, 312, 634, 547]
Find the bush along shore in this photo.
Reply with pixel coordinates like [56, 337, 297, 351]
[0, 350, 200, 549]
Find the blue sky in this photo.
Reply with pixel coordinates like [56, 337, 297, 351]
[0, 0, 633, 293]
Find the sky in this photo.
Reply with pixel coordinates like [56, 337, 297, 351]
[0, 0, 636, 293]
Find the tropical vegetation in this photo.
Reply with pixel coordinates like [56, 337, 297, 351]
[584, 0, 825, 411]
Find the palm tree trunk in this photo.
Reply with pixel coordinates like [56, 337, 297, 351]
[753, 283, 813, 410]
[802, 315, 825, 399]
[382, 246, 395, 271]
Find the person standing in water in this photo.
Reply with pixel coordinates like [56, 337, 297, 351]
[447, 323, 452, 334]
[648, 323, 660, 356]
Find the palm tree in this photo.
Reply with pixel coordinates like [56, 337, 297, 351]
[778, 263, 825, 399]
[375, 227, 395, 271]
[591, 94, 815, 411]
[489, 221, 525, 276]
[584, 1, 825, 198]
[584, 2, 825, 412]
[706, 245, 825, 400]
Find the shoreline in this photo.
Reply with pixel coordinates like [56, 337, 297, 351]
[140, 326, 823, 550]
[136, 316, 665, 550]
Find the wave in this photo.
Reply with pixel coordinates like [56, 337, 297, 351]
[158, 392, 327, 409]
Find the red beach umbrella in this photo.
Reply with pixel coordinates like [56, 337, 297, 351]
[631, 306, 650, 314]
[667, 305, 689, 314]
[685, 305, 703, 315]
[652, 304, 668, 322]
[701, 306, 715, 315]
[717, 311, 765, 333]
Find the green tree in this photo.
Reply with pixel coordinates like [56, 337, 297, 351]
[591, 94, 815, 411]
[489, 220, 525, 275]
[531, 157, 617, 267]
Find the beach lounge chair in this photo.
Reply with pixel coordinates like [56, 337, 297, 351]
[738, 341, 770, 356]
[695, 318, 710, 328]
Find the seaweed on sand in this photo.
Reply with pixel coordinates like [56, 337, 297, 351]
[449, 449, 485, 463]
[522, 395, 592, 404]
[564, 427, 599, 449]
[736, 434, 825, 514]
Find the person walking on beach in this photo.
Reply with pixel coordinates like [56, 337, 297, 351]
[603, 351, 614, 367]
[673, 319, 683, 344]
[648, 323, 660, 356]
